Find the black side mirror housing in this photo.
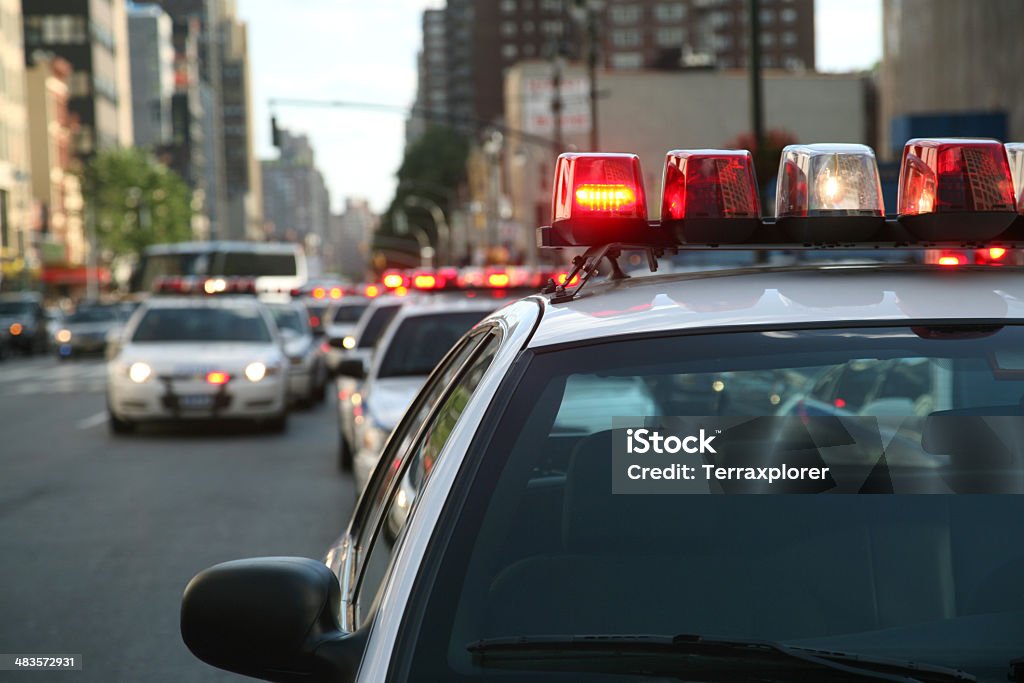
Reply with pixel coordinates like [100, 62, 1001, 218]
[336, 358, 366, 380]
[181, 557, 365, 683]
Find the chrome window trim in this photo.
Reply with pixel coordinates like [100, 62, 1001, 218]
[355, 298, 543, 682]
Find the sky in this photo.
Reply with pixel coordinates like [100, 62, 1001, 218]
[237, 0, 882, 215]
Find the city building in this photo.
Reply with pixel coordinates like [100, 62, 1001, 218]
[25, 55, 87, 289]
[127, 2, 175, 150]
[406, 8, 447, 146]
[22, 0, 134, 155]
[503, 62, 873, 260]
[879, 0, 1024, 159]
[0, 0, 33, 286]
[332, 198, 377, 281]
[415, 0, 814, 135]
[261, 128, 330, 247]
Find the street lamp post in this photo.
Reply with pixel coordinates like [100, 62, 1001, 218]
[403, 195, 450, 266]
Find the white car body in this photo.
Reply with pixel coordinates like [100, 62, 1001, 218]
[107, 297, 288, 426]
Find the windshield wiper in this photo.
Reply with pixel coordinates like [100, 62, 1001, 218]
[467, 634, 975, 683]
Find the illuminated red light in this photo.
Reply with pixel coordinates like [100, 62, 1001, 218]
[487, 272, 510, 288]
[206, 371, 229, 385]
[364, 284, 381, 298]
[329, 287, 343, 299]
[551, 153, 648, 227]
[310, 315, 321, 327]
[834, 398, 847, 409]
[661, 149, 760, 221]
[899, 138, 1016, 215]
[989, 247, 1007, 260]
[312, 287, 326, 300]
[393, 286, 409, 297]
[555, 272, 580, 286]
[320, 342, 331, 353]
[382, 272, 405, 289]
[413, 274, 437, 289]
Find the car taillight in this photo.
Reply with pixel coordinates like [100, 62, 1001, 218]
[312, 287, 326, 300]
[363, 284, 381, 298]
[309, 315, 321, 328]
[329, 287, 343, 299]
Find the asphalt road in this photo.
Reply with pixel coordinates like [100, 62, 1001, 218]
[0, 355, 357, 682]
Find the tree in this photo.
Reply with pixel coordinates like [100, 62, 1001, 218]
[81, 148, 193, 258]
[374, 126, 469, 268]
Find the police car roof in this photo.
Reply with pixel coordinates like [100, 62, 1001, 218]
[527, 264, 1024, 349]
[391, 292, 508, 319]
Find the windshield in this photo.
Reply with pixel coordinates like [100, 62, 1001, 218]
[0, 301, 31, 316]
[131, 306, 271, 343]
[218, 251, 297, 277]
[332, 303, 368, 324]
[378, 312, 487, 378]
[67, 307, 121, 324]
[358, 304, 401, 348]
[400, 324, 1024, 682]
[268, 306, 306, 335]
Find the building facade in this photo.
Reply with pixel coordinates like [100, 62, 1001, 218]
[879, 0, 1024, 160]
[0, 0, 33, 285]
[261, 128, 330, 247]
[127, 2, 174, 150]
[22, 0, 134, 155]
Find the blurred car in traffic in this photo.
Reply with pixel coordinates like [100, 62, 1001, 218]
[338, 295, 505, 491]
[333, 296, 405, 471]
[262, 298, 328, 408]
[322, 295, 371, 368]
[0, 292, 48, 355]
[107, 294, 288, 434]
[54, 303, 126, 359]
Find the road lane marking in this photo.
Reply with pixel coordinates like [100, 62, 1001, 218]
[76, 411, 108, 430]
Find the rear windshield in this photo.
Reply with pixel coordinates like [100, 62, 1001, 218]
[218, 251, 297, 277]
[400, 324, 1024, 682]
[268, 306, 305, 334]
[333, 303, 368, 324]
[0, 302, 32, 316]
[378, 312, 485, 377]
[67, 307, 121, 323]
[357, 304, 401, 348]
[132, 307, 271, 343]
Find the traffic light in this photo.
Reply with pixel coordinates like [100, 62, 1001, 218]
[271, 116, 281, 148]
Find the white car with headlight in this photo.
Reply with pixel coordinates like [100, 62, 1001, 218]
[263, 299, 328, 407]
[106, 297, 288, 434]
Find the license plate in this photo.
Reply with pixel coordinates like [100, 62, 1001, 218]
[179, 394, 214, 409]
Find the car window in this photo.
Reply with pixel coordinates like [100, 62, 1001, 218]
[333, 303, 368, 324]
[378, 312, 488, 378]
[354, 329, 501, 625]
[399, 324, 1024, 681]
[357, 304, 401, 348]
[131, 306, 271, 343]
[268, 306, 306, 334]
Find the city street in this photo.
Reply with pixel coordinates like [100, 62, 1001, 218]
[0, 356, 356, 682]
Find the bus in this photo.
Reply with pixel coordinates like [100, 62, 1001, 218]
[129, 242, 308, 294]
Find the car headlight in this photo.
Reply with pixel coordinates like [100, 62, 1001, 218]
[342, 336, 356, 350]
[245, 362, 267, 382]
[128, 362, 152, 383]
[56, 329, 72, 343]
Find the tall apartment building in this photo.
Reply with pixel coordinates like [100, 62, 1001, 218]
[415, 0, 814, 132]
[219, 11, 261, 241]
[25, 55, 86, 274]
[22, 0, 134, 155]
[0, 0, 33, 284]
[407, 9, 448, 145]
[261, 128, 330, 245]
[127, 2, 175, 150]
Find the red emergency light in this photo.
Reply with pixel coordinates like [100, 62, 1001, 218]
[661, 149, 761, 243]
[898, 138, 1018, 241]
[551, 153, 648, 244]
[205, 371, 230, 385]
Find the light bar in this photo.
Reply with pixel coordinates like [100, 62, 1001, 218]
[381, 270, 407, 289]
[775, 143, 885, 242]
[898, 138, 1017, 240]
[550, 153, 648, 244]
[661, 149, 760, 243]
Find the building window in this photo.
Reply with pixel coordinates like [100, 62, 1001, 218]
[501, 0, 516, 13]
[41, 15, 88, 44]
[612, 28, 641, 47]
[656, 27, 684, 47]
[523, 20, 535, 33]
[714, 33, 733, 50]
[781, 7, 798, 22]
[542, 20, 563, 35]
[502, 43, 518, 59]
[654, 2, 686, 22]
[782, 31, 797, 46]
[523, 43, 536, 56]
[763, 55, 776, 68]
[610, 51, 643, 69]
[610, 4, 642, 24]
[540, 0, 563, 11]
[500, 21, 517, 37]
[761, 32, 775, 47]
[760, 8, 775, 24]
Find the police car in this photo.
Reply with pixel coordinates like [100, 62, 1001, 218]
[107, 281, 288, 433]
[262, 298, 329, 407]
[183, 139, 1024, 683]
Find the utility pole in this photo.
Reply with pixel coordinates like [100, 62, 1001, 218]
[586, 2, 600, 152]
[748, 0, 767, 209]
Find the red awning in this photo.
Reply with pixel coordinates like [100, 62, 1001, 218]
[40, 266, 110, 286]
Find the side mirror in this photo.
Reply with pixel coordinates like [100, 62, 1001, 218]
[181, 557, 365, 683]
[336, 358, 366, 380]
